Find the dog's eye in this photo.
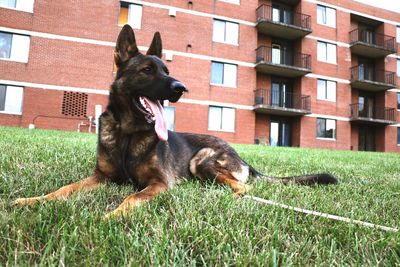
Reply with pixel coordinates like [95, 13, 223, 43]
[142, 67, 153, 73]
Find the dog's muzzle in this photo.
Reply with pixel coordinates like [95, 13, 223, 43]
[170, 81, 188, 94]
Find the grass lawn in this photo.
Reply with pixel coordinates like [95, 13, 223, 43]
[1, 126, 399, 265]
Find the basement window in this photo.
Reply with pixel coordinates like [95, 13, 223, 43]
[61, 91, 88, 117]
[0, 84, 23, 115]
[119, 2, 142, 29]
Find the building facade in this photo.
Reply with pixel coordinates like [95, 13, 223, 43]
[0, 0, 400, 152]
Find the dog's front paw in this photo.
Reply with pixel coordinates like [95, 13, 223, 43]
[234, 184, 253, 197]
[13, 197, 42, 206]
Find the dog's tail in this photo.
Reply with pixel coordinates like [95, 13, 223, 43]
[248, 166, 338, 185]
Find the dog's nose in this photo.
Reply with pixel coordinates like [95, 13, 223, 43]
[170, 81, 188, 93]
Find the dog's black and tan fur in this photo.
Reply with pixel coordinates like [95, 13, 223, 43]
[14, 25, 337, 217]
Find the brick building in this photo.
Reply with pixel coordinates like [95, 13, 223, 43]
[0, 0, 400, 152]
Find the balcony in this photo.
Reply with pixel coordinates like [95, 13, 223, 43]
[255, 46, 312, 77]
[350, 66, 396, 91]
[349, 29, 396, 58]
[350, 103, 397, 125]
[256, 4, 312, 39]
[254, 88, 311, 116]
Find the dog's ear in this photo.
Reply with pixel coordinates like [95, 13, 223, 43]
[146, 32, 162, 58]
[114, 24, 139, 67]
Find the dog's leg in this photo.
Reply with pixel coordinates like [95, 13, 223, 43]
[14, 174, 106, 206]
[104, 182, 168, 219]
[216, 174, 252, 196]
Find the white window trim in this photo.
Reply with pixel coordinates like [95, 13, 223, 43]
[210, 83, 237, 88]
[0, 110, 22, 115]
[218, 0, 240, 5]
[316, 137, 337, 141]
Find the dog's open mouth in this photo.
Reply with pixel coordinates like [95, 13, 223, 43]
[134, 96, 168, 141]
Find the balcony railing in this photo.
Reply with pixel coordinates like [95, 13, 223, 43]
[350, 66, 396, 85]
[350, 103, 397, 123]
[254, 88, 311, 111]
[349, 29, 396, 52]
[256, 46, 311, 69]
[256, 4, 311, 30]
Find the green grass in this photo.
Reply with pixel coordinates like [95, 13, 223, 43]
[1, 126, 399, 266]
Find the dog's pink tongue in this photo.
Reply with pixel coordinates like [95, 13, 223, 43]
[143, 97, 168, 141]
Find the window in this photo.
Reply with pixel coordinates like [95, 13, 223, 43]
[397, 26, 400, 43]
[317, 79, 336, 101]
[397, 93, 400, 110]
[211, 61, 237, 87]
[317, 41, 336, 64]
[0, 0, 34, 12]
[317, 5, 336, 27]
[213, 19, 239, 45]
[316, 118, 336, 139]
[398, 128, 400, 145]
[0, 32, 30, 62]
[164, 106, 175, 131]
[0, 84, 23, 114]
[397, 59, 400, 77]
[208, 106, 235, 132]
[118, 3, 142, 29]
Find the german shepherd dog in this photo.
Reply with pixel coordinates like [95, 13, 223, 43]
[14, 25, 337, 218]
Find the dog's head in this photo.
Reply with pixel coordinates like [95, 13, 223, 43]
[113, 25, 187, 140]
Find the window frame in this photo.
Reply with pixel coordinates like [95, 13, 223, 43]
[317, 5, 336, 28]
[397, 59, 400, 77]
[397, 93, 400, 110]
[316, 118, 336, 139]
[397, 26, 400, 43]
[212, 19, 239, 46]
[210, 61, 238, 88]
[317, 41, 336, 64]
[317, 79, 336, 102]
[0, 0, 34, 13]
[208, 106, 235, 132]
[0, 84, 24, 115]
[0, 31, 30, 63]
[397, 127, 400, 145]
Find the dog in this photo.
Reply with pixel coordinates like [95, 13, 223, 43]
[14, 25, 337, 218]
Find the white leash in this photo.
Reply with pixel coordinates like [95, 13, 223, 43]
[243, 195, 399, 233]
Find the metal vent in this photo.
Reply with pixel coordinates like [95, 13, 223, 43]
[61, 91, 88, 117]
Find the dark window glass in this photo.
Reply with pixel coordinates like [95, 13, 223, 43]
[317, 118, 336, 138]
[0, 32, 12, 59]
[0, 84, 6, 111]
[397, 128, 400, 145]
